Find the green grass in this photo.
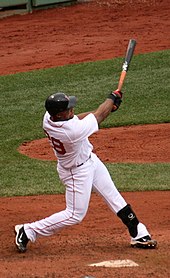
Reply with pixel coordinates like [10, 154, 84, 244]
[0, 50, 170, 196]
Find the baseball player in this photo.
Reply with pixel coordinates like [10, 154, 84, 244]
[15, 90, 157, 252]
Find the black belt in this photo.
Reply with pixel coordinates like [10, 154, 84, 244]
[77, 154, 91, 167]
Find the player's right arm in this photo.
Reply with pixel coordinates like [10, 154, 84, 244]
[77, 103, 112, 122]
[93, 99, 114, 124]
[77, 90, 122, 124]
[93, 90, 122, 124]
[77, 111, 95, 120]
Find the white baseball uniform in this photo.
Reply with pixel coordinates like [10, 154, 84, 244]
[24, 112, 149, 242]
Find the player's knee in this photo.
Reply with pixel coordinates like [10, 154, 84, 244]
[117, 204, 139, 238]
[73, 211, 87, 223]
[66, 208, 87, 224]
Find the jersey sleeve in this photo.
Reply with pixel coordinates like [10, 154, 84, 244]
[70, 113, 99, 142]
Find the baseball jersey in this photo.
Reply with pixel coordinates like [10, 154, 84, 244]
[43, 112, 99, 169]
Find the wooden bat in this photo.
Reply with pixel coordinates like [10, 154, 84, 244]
[117, 39, 137, 91]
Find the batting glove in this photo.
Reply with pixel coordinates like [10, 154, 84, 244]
[108, 90, 123, 112]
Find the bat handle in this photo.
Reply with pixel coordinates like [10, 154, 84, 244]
[117, 70, 127, 91]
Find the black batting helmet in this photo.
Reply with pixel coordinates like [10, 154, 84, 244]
[45, 92, 76, 116]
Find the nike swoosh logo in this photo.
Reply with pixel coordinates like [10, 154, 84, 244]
[18, 232, 23, 243]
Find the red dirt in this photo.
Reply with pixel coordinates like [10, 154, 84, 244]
[1, 191, 170, 278]
[0, 1, 170, 277]
[0, 0, 169, 76]
[19, 123, 170, 163]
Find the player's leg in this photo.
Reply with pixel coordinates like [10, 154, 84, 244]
[91, 153, 127, 213]
[92, 153, 157, 248]
[25, 165, 93, 239]
[117, 205, 157, 248]
[15, 161, 94, 252]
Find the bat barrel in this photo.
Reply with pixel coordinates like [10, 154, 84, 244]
[117, 39, 137, 91]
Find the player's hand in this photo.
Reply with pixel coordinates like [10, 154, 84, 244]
[108, 90, 123, 112]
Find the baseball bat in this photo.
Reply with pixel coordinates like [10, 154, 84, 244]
[117, 39, 137, 91]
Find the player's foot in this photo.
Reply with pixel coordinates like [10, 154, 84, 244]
[15, 224, 29, 253]
[130, 235, 157, 249]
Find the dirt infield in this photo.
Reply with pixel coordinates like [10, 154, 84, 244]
[0, 1, 170, 277]
[19, 123, 170, 163]
[0, 0, 169, 76]
[1, 191, 170, 277]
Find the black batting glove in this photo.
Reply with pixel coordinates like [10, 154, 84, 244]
[107, 90, 123, 112]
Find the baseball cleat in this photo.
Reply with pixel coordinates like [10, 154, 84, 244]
[15, 224, 29, 253]
[130, 235, 157, 249]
